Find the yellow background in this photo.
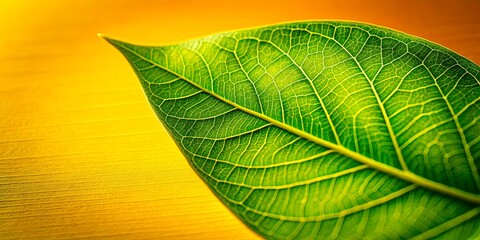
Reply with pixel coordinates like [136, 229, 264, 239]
[1, 0, 479, 239]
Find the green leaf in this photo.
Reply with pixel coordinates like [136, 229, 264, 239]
[102, 21, 480, 239]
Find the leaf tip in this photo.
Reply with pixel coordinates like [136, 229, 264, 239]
[97, 33, 125, 48]
[97, 33, 112, 42]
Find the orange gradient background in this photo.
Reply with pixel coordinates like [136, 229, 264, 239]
[1, 0, 479, 239]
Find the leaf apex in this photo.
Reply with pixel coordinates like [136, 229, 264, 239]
[97, 33, 124, 47]
[97, 33, 113, 42]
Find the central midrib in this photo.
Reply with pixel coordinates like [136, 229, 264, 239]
[113, 39, 480, 205]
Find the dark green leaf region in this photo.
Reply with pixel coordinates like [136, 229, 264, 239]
[103, 21, 480, 239]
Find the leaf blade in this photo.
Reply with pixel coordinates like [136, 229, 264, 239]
[104, 21, 480, 239]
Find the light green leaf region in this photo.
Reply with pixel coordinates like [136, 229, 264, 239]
[103, 21, 480, 239]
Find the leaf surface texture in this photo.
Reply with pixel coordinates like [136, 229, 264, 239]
[105, 21, 480, 239]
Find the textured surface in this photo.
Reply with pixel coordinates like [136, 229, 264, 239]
[108, 21, 480, 239]
[1, 0, 480, 239]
